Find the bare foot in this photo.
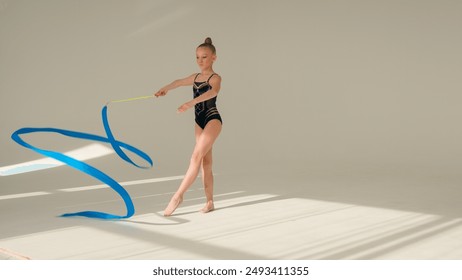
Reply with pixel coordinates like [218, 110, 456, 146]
[200, 201, 215, 213]
[164, 195, 183, 216]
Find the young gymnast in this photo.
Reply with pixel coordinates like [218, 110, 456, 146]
[154, 37, 223, 216]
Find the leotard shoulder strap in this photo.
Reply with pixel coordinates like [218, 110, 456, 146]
[194, 73, 216, 84]
[206, 73, 216, 83]
[193, 73, 201, 83]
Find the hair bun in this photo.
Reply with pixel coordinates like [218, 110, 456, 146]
[197, 37, 216, 54]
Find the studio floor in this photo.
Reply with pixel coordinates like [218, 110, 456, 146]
[1, 161, 461, 260]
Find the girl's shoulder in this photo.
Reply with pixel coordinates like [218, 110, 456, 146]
[209, 73, 222, 82]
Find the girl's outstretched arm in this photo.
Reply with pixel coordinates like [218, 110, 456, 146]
[177, 74, 221, 113]
[154, 73, 196, 97]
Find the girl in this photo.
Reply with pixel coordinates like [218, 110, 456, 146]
[154, 37, 223, 216]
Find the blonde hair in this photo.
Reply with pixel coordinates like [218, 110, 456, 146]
[197, 37, 216, 54]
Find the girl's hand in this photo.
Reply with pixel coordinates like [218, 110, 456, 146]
[177, 101, 194, 113]
[154, 88, 168, 97]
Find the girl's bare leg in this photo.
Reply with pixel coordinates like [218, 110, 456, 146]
[196, 125, 215, 212]
[163, 120, 221, 216]
[200, 148, 215, 213]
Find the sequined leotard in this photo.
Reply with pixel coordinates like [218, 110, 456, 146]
[193, 73, 223, 129]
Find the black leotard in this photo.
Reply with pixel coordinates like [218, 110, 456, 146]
[193, 73, 223, 129]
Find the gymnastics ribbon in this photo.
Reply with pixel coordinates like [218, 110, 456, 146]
[10, 96, 154, 219]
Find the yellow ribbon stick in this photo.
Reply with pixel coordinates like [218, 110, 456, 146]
[107, 95, 154, 105]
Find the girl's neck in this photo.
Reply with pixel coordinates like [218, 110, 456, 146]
[201, 68, 214, 76]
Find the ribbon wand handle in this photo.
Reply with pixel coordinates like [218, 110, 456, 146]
[107, 95, 154, 105]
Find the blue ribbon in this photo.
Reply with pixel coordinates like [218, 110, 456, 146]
[10, 105, 153, 219]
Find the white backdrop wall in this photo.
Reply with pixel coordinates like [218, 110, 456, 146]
[1, 0, 461, 179]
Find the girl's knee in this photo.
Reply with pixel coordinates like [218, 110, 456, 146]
[190, 150, 205, 164]
[202, 155, 213, 168]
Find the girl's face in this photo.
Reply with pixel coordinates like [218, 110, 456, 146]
[196, 47, 216, 71]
